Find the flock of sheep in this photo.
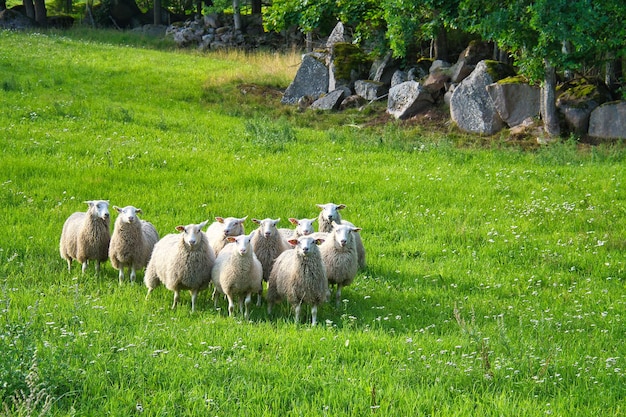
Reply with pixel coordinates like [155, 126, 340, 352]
[59, 201, 366, 325]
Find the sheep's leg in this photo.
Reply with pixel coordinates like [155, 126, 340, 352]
[311, 304, 318, 326]
[190, 290, 198, 312]
[66, 259, 72, 273]
[145, 288, 153, 300]
[294, 303, 301, 324]
[95, 260, 101, 274]
[226, 294, 235, 317]
[244, 293, 252, 320]
[256, 286, 263, 306]
[267, 302, 273, 316]
[130, 266, 137, 283]
[335, 284, 343, 307]
[81, 261, 88, 274]
[118, 268, 125, 285]
[212, 288, 219, 308]
[172, 290, 180, 310]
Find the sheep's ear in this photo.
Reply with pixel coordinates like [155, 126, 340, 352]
[215, 217, 224, 223]
[288, 238, 298, 246]
[252, 218, 261, 224]
[175, 225, 185, 232]
[352, 227, 362, 233]
[337, 204, 346, 210]
[199, 220, 209, 229]
[331, 221, 339, 228]
[226, 236, 236, 243]
[113, 206, 122, 212]
[240, 216, 248, 222]
[310, 218, 317, 223]
[249, 230, 256, 239]
[288, 218, 298, 225]
[136, 208, 143, 214]
[314, 238, 325, 245]
[273, 218, 281, 225]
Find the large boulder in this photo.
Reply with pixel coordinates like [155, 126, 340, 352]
[386, 81, 434, 120]
[309, 89, 346, 111]
[588, 101, 626, 139]
[328, 43, 370, 92]
[450, 60, 515, 135]
[0, 9, 35, 30]
[556, 79, 611, 134]
[354, 80, 388, 101]
[486, 78, 540, 127]
[281, 54, 329, 105]
[370, 51, 401, 86]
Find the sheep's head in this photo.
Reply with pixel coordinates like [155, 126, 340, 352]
[227, 231, 255, 256]
[114, 205, 142, 224]
[316, 203, 346, 223]
[289, 217, 316, 236]
[177, 220, 208, 249]
[86, 200, 110, 221]
[291, 235, 324, 257]
[253, 218, 280, 238]
[331, 222, 361, 248]
[216, 216, 247, 237]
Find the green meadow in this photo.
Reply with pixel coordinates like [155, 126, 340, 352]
[0, 29, 625, 416]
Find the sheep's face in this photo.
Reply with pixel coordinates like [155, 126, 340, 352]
[290, 217, 316, 236]
[87, 200, 110, 221]
[115, 205, 141, 224]
[177, 221, 208, 249]
[254, 218, 280, 238]
[293, 236, 322, 257]
[317, 203, 346, 223]
[218, 216, 247, 237]
[231, 232, 253, 256]
[332, 223, 361, 248]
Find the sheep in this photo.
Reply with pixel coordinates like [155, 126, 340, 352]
[108, 205, 159, 284]
[211, 231, 263, 320]
[320, 222, 362, 306]
[59, 200, 111, 274]
[144, 220, 215, 312]
[205, 216, 247, 256]
[316, 202, 366, 269]
[250, 218, 291, 304]
[266, 235, 327, 325]
[278, 217, 317, 240]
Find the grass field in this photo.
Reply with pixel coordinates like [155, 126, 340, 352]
[0, 29, 625, 416]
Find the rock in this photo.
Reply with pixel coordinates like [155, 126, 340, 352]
[588, 101, 626, 139]
[370, 51, 400, 86]
[0, 9, 35, 30]
[309, 89, 346, 111]
[450, 60, 515, 135]
[340, 95, 367, 110]
[354, 80, 388, 101]
[391, 69, 408, 88]
[328, 43, 369, 92]
[326, 21, 348, 50]
[281, 54, 329, 105]
[486, 79, 540, 127]
[557, 79, 611, 134]
[386, 81, 434, 120]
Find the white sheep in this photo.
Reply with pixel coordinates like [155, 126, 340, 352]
[211, 231, 263, 320]
[109, 205, 159, 284]
[144, 220, 215, 312]
[205, 216, 247, 255]
[320, 222, 361, 306]
[266, 235, 327, 325]
[250, 218, 291, 305]
[59, 200, 111, 274]
[278, 217, 317, 240]
[316, 202, 366, 269]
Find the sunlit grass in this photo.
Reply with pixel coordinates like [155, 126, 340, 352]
[0, 29, 625, 416]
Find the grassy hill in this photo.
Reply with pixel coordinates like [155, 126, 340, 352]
[0, 29, 625, 416]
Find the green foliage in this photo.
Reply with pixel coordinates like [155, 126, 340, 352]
[1, 30, 626, 416]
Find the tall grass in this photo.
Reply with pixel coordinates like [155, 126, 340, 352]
[0, 29, 625, 416]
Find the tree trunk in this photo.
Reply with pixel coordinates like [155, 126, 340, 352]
[251, 0, 261, 14]
[232, 0, 241, 31]
[153, 0, 161, 24]
[305, 32, 313, 53]
[23, 0, 35, 19]
[605, 53, 616, 90]
[562, 40, 574, 81]
[433, 25, 447, 61]
[65, 0, 71, 14]
[33, 0, 46, 25]
[0, 0, 7, 11]
[541, 60, 560, 138]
